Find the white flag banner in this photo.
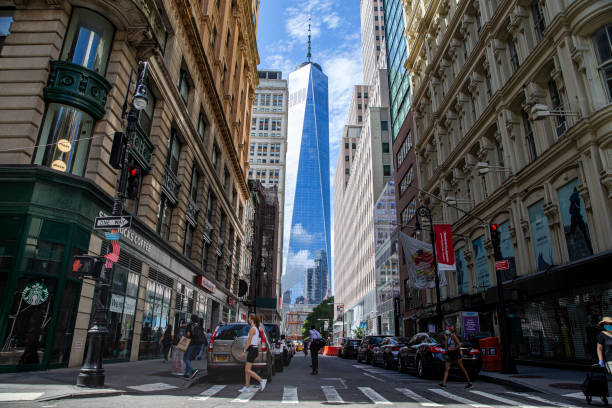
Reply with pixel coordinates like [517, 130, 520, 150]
[400, 231, 447, 289]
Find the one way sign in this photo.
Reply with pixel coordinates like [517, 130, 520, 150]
[94, 216, 132, 230]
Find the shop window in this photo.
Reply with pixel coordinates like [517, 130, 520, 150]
[157, 195, 174, 239]
[167, 129, 181, 175]
[33, 103, 94, 176]
[60, 8, 114, 75]
[140, 274, 172, 359]
[593, 24, 612, 102]
[0, 10, 13, 55]
[557, 179, 593, 261]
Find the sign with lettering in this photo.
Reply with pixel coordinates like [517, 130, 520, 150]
[95, 216, 132, 229]
[196, 275, 215, 293]
[98, 211, 153, 252]
[495, 260, 509, 271]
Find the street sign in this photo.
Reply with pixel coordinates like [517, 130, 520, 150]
[94, 216, 132, 230]
[495, 260, 509, 271]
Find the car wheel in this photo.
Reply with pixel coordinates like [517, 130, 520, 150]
[416, 357, 427, 379]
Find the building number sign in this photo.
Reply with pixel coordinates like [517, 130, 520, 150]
[22, 282, 50, 306]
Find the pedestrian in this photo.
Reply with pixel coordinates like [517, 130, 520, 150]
[597, 317, 612, 373]
[196, 319, 206, 360]
[309, 325, 323, 375]
[183, 314, 207, 379]
[160, 324, 173, 362]
[172, 320, 187, 375]
[439, 325, 472, 389]
[239, 314, 267, 392]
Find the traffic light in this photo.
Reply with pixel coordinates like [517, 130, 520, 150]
[126, 166, 140, 199]
[72, 255, 106, 279]
[109, 132, 127, 169]
[490, 223, 502, 260]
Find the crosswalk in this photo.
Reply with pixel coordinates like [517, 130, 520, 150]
[185, 384, 581, 406]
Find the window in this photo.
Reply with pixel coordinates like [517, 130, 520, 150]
[358, 115, 363, 122]
[137, 89, 156, 136]
[226, 29, 231, 47]
[531, 0, 546, 41]
[548, 77, 567, 138]
[212, 141, 220, 168]
[271, 119, 281, 131]
[357, 92, 362, 98]
[157, 196, 173, 239]
[273, 94, 284, 106]
[522, 110, 537, 161]
[508, 35, 520, 73]
[364, 92, 369, 98]
[496, 140, 506, 182]
[0, 10, 13, 54]
[206, 190, 216, 223]
[167, 130, 181, 175]
[383, 165, 391, 177]
[345, 168, 350, 175]
[593, 24, 612, 102]
[344, 142, 349, 149]
[184, 225, 194, 257]
[382, 142, 389, 153]
[249, 143, 255, 156]
[189, 167, 199, 203]
[396, 130, 412, 169]
[198, 112, 208, 140]
[223, 166, 230, 191]
[401, 199, 416, 224]
[212, 25, 217, 49]
[352, 143, 356, 149]
[399, 166, 414, 196]
[345, 155, 349, 162]
[60, 8, 114, 75]
[485, 68, 492, 98]
[259, 118, 269, 130]
[202, 241, 210, 273]
[177, 68, 190, 104]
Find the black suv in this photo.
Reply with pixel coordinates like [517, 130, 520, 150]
[338, 338, 361, 359]
[357, 335, 390, 364]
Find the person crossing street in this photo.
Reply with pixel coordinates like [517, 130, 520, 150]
[308, 325, 323, 375]
[183, 314, 207, 379]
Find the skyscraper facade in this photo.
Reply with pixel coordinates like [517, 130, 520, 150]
[283, 58, 331, 311]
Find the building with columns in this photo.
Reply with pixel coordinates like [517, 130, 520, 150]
[0, 0, 259, 371]
[403, 0, 612, 365]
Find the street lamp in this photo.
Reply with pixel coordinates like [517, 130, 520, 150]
[76, 61, 149, 388]
[414, 206, 443, 331]
[475, 162, 511, 176]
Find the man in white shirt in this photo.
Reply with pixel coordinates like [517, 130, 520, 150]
[308, 325, 323, 374]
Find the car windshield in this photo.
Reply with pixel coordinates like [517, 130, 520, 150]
[371, 337, 386, 345]
[264, 324, 280, 341]
[215, 324, 251, 340]
[349, 340, 360, 346]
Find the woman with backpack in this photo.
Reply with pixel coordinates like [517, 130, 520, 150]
[239, 314, 267, 392]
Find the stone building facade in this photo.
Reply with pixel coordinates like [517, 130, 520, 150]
[403, 0, 612, 365]
[0, 0, 259, 371]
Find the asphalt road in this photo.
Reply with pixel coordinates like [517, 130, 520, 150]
[8, 353, 589, 407]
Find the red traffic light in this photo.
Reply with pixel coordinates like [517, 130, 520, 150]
[129, 167, 138, 177]
[491, 224, 498, 231]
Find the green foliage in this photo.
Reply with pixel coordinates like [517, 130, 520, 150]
[302, 296, 334, 339]
[352, 327, 364, 339]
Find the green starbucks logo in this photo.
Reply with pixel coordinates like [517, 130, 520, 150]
[22, 282, 49, 305]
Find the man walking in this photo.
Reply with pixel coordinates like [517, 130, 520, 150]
[183, 314, 207, 379]
[308, 325, 323, 375]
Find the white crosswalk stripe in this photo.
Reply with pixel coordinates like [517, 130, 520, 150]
[395, 388, 442, 407]
[358, 387, 392, 404]
[232, 388, 258, 403]
[322, 385, 344, 403]
[191, 385, 225, 401]
[282, 386, 298, 404]
[429, 388, 492, 407]
[470, 390, 540, 408]
[506, 391, 580, 408]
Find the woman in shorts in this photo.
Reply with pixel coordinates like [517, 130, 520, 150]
[239, 314, 267, 393]
[439, 325, 473, 389]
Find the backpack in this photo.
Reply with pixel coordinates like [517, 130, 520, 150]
[190, 323, 207, 346]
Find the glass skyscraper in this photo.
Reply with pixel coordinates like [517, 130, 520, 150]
[283, 60, 331, 308]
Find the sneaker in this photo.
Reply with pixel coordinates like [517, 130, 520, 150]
[260, 379, 267, 391]
[190, 369, 199, 379]
[184, 374, 190, 378]
[465, 383, 473, 389]
[238, 386, 250, 393]
[438, 383, 446, 388]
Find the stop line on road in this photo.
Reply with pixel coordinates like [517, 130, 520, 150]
[186, 384, 578, 406]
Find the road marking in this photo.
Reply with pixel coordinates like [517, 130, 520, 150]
[506, 391, 580, 408]
[363, 372, 385, 382]
[395, 388, 442, 406]
[232, 388, 258, 403]
[358, 387, 392, 404]
[127, 382, 178, 392]
[429, 388, 491, 407]
[322, 386, 344, 404]
[0, 393, 44, 402]
[470, 390, 540, 408]
[321, 377, 348, 389]
[282, 386, 298, 404]
[191, 385, 225, 401]
[563, 392, 585, 399]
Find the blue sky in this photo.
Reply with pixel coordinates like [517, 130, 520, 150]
[257, 1, 363, 282]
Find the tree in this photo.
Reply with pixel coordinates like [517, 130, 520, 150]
[352, 327, 364, 339]
[302, 296, 334, 339]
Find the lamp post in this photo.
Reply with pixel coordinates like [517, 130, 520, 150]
[77, 62, 149, 387]
[414, 205, 443, 330]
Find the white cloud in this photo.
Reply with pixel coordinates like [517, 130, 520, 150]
[291, 223, 316, 244]
[282, 250, 315, 290]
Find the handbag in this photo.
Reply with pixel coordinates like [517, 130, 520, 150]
[176, 336, 191, 352]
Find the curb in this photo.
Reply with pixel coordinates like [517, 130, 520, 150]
[478, 373, 585, 405]
[36, 389, 125, 402]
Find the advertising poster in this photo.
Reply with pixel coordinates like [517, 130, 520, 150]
[528, 200, 554, 271]
[462, 312, 480, 339]
[110, 293, 125, 314]
[498, 221, 517, 281]
[557, 179, 593, 261]
[455, 248, 469, 295]
[434, 224, 456, 270]
[472, 236, 490, 291]
[400, 232, 447, 289]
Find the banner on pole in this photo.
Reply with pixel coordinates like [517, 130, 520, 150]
[400, 232, 447, 289]
[434, 224, 456, 271]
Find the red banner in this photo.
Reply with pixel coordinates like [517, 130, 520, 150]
[434, 224, 456, 270]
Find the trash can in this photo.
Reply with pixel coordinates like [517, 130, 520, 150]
[479, 337, 502, 372]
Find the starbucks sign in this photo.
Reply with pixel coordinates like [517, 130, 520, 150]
[22, 282, 50, 305]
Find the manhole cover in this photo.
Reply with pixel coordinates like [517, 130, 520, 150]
[510, 375, 544, 378]
[548, 383, 582, 390]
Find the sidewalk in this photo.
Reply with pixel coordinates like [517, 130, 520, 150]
[0, 357, 208, 403]
[479, 364, 592, 403]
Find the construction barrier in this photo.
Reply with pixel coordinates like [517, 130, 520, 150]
[322, 346, 339, 356]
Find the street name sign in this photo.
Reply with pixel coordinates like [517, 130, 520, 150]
[495, 260, 509, 271]
[94, 216, 132, 230]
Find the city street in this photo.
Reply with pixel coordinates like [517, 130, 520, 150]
[3, 355, 590, 408]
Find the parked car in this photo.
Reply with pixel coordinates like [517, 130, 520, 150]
[338, 338, 361, 359]
[264, 323, 290, 371]
[397, 332, 482, 378]
[207, 323, 274, 380]
[372, 337, 411, 369]
[356, 335, 390, 364]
